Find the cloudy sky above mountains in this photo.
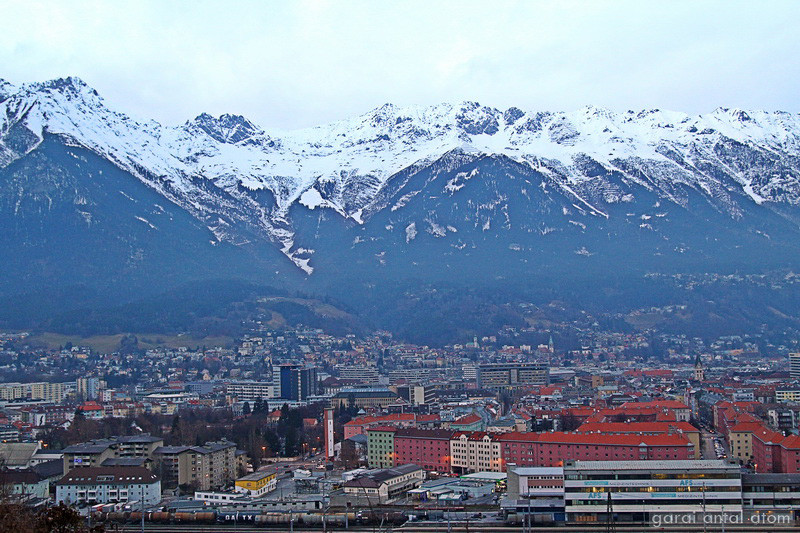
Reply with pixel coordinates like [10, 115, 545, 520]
[2, 0, 798, 129]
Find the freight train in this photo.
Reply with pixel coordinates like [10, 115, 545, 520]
[93, 509, 408, 527]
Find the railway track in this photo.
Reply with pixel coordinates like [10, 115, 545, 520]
[103, 522, 800, 533]
[109, 526, 379, 533]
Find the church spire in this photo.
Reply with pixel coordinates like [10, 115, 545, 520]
[694, 354, 704, 382]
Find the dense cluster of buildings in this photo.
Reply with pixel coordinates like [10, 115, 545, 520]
[358, 401, 699, 476]
[1, 320, 800, 526]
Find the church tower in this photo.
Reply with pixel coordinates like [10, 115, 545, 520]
[694, 353, 705, 382]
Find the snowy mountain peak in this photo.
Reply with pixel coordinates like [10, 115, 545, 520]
[2, 77, 800, 275]
[26, 76, 98, 101]
[187, 112, 264, 145]
[0, 79, 16, 101]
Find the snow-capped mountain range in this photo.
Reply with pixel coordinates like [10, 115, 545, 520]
[2, 76, 800, 274]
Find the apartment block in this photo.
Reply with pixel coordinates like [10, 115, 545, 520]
[153, 439, 237, 491]
[476, 363, 549, 390]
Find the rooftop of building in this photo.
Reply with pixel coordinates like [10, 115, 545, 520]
[619, 400, 690, 410]
[742, 473, 800, 485]
[477, 363, 547, 368]
[496, 431, 693, 446]
[564, 459, 738, 471]
[153, 445, 191, 455]
[728, 421, 768, 433]
[343, 463, 423, 488]
[57, 466, 159, 485]
[346, 433, 368, 445]
[0, 468, 43, 484]
[344, 413, 416, 426]
[452, 414, 482, 425]
[506, 466, 564, 476]
[366, 425, 398, 433]
[197, 440, 236, 453]
[31, 459, 63, 479]
[0, 442, 40, 466]
[237, 470, 277, 482]
[460, 472, 508, 482]
[116, 434, 163, 444]
[576, 421, 699, 433]
[61, 439, 117, 454]
[101, 457, 149, 467]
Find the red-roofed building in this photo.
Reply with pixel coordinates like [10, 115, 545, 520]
[559, 408, 597, 428]
[728, 421, 768, 463]
[450, 413, 484, 432]
[752, 426, 797, 473]
[619, 400, 691, 422]
[344, 413, 418, 439]
[538, 386, 563, 400]
[713, 401, 759, 435]
[576, 421, 700, 457]
[497, 430, 694, 469]
[78, 402, 105, 420]
[580, 406, 675, 424]
[415, 414, 441, 428]
[393, 428, 455, 473]
[754, 385, 776, 404]
[642, 369, 674, 379]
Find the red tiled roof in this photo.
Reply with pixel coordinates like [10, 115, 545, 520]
[395, 428, 455, 440]
[620, 400, 690, 410]
[780, 435, 800, 450]
[642, 369, 674, 376]
[496, 431, 691, 447]
[728, 422, 768, 434]
[715, 400, 757, 412]
[752, 427, 785, 445]
[453, 414, 482, 425]
[539, 386, 562, 395]
[366, 425, 398, 433]
[561, 408, 596, 417]
[577, 421, 698, 434]
[344, 413, 417, 426]
[655, 411, 678, 421]
[729, 412, 760, 424]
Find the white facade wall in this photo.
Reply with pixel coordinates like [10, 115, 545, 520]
[56, 480, 161, 507]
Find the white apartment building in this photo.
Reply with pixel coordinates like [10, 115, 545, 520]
[226, 381, 275, 402]
[450, 432, 502, 474]
[56, 466, 161, 508]
[0, 382, 65, 403]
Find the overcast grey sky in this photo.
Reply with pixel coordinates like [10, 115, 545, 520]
[1, 0, 798, 129]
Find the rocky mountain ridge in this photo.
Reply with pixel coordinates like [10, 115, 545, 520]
[2, 77, 800, 276]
